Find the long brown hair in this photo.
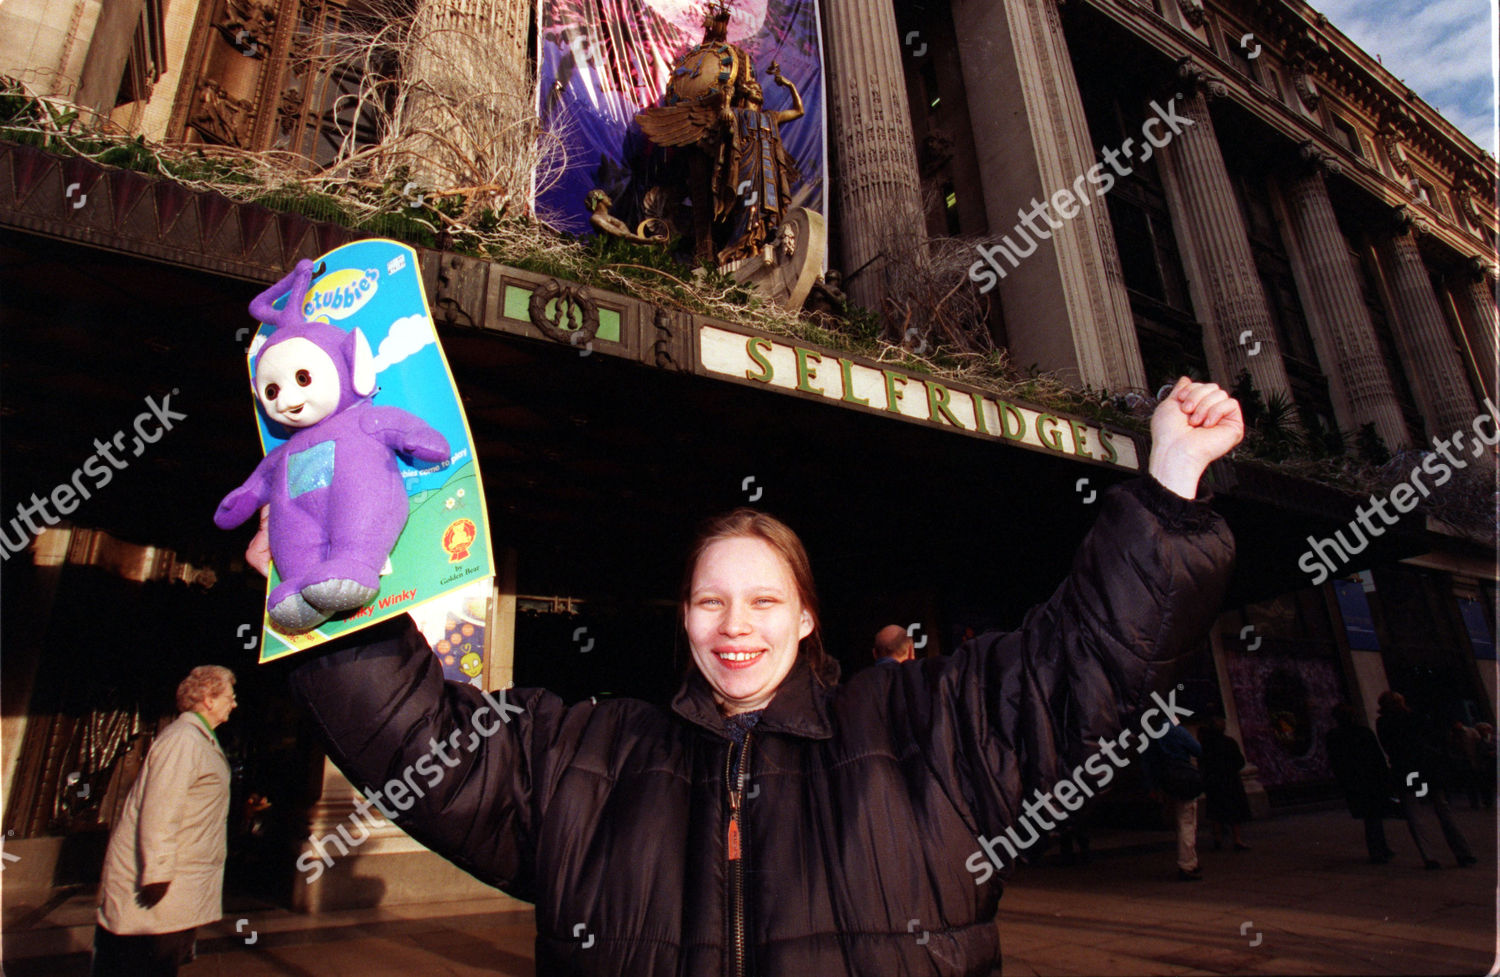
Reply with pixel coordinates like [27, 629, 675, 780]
[680, 508, 839, 686]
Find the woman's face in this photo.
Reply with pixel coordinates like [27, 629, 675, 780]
[685, 536, 813, 715]
[200, 686, 238, 728]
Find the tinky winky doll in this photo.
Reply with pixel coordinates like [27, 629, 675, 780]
[215, 259, 450, 632]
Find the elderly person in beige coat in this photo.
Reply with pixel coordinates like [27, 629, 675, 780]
[92, 665, 237, 977]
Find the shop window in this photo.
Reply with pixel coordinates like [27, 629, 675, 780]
[1264, 668, 1314, 757]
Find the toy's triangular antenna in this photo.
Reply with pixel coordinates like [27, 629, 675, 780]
[249, 259, 317, 329]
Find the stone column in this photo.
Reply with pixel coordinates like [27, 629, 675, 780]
[1376, 210, 1479, 440]
[820, 0, 928, 317]
[1282, 147, 1411, 449]
[292, 758, 523, 912]
[76, 0, 149, 118]
[950, 0, 1145, 391]
[403, 0, 533, 193]
[484, 547, 518, 692]
[1448, 262, 1499, 402]
[1206, 625, 1269, 818]
[1153, 64, 1294, 401]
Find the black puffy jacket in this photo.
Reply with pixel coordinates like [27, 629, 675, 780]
[289, 476, 1234, 976]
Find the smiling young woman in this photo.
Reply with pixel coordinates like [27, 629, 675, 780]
[681, 509, 827, 714]
[278, 377, 1243, 977]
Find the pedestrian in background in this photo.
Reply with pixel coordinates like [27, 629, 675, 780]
[1376, 691, 1476, 870]
[1325, 703, 1396, 864]
[1447, 720, 1483, 810]
[1474, 722, 1496, 809]
[869, 623, 915, 666]
[1143, 720, 1205, 881]
[92, 666, 237, 977]
[1198, 717, 1251, 851]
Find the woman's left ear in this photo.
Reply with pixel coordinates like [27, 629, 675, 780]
[799, 608, 813, 641]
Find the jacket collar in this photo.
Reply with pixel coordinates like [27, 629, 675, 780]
[180, 711, 225, 753]
[670, 658, 834, 741]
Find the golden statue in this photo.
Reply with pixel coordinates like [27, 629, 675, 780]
[635, 1, 805, 266]
[586, 189, 670, 245]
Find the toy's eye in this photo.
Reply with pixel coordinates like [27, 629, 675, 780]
[264, 383, 280, 400]
[295, 370, 312, 386]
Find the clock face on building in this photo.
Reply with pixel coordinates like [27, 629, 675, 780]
[667, 45, 736, 102]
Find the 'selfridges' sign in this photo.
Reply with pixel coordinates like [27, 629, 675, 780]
[699, 326, 1140, 471]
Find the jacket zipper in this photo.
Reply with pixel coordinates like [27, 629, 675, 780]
[726, 732, 753, 977]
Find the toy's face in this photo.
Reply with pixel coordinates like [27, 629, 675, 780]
[255, 338, 342, 428]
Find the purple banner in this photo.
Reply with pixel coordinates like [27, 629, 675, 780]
[536, 0, 826, 236]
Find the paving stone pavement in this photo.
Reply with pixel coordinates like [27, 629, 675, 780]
[4, 804, 1494, 975]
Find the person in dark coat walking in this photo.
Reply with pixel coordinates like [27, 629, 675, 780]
[1475, 722, 1496, 809]
[1377, 691, 1477, 869]
[1447, 720, 1483, 809]
[251, 378, 1242, 976]
[1197, 717, 1251, 851]
[1325, 703, 1396, 863]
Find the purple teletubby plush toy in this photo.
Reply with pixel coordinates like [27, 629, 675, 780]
[215, 259, 450, 632]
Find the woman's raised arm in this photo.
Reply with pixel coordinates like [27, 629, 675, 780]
[882, 379, 1241, 847]
[243, 512, 573, 900]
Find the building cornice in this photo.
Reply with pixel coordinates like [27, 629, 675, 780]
[1080, 0, 1497, 267]
[0, 140, 1140, 472]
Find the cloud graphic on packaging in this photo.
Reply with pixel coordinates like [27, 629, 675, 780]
[373, 315, 435, 372]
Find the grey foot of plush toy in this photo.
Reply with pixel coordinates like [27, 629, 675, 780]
[270, 592, 331, 632]
[303, 578, 379, 613]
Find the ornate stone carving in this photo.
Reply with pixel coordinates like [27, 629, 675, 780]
[803, 269, 847, 318]
[214, 0, 276, 58]
[1388, 205, 1432, 238]
[276, 87, 302, 135]
[1298, 140, 1342, 176]
[920, 130, 954, 177]
[1452, 185, 1472, 216]
[652, 306, 680, 371]
[1463, 255, 1496, 283]
[1175, 58, 1227, 100]
[528, 279, 600, 348]
[1291, 70, 1320, 111]
[188, 79, 255, 147]
[1378, 129, 1411, 175]
[728, 206, 826, 310]
[778, 219, 798, 261]
[1177, 0, 1207, 27]
[585, 189, 671, 246]
[434, 255, 478, 328]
